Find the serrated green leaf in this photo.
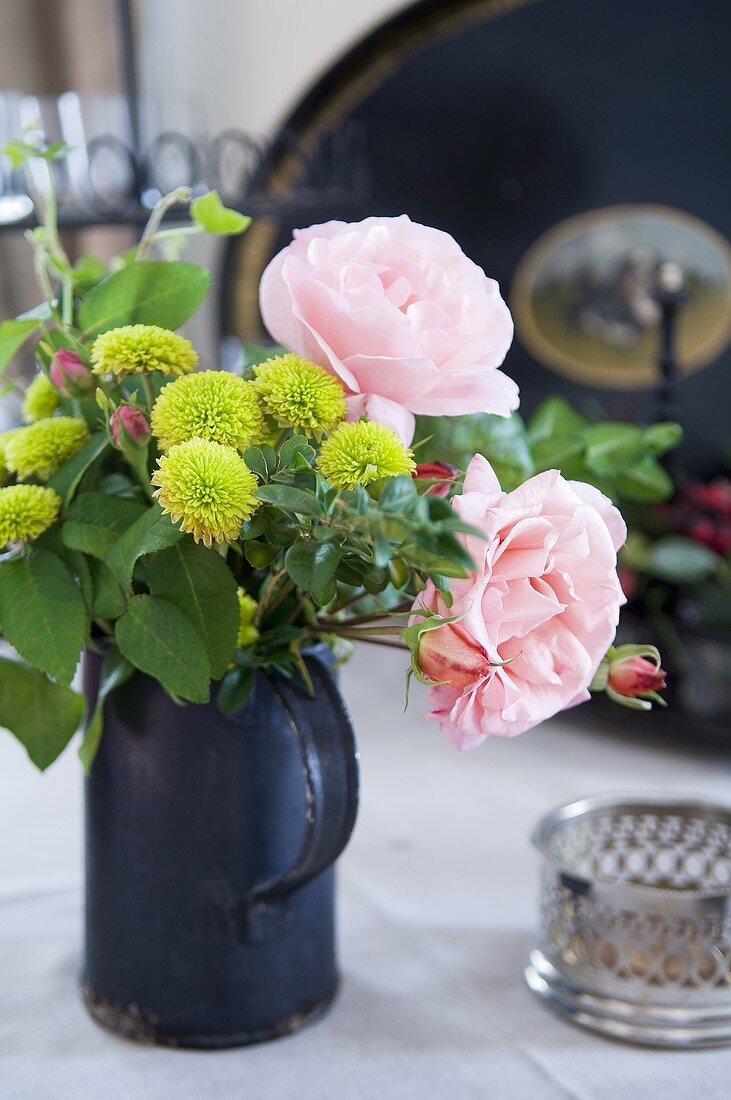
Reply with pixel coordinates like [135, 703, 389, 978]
[0, 549, 87, 684]
[79, 646, 134, 772]
[115, 594, 210, 702]
[190, 190, 251, 235]
[63, 492, 147, 559]
[0, 656, 84, 769]
[106, 504, 183, 590]
[145, 540, 239, 678]
[0, 319, 39, 373]
[79, 261, 211, 338]
[285, 540, 340, 592]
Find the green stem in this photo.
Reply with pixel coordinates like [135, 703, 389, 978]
[136, 187, 191, 261]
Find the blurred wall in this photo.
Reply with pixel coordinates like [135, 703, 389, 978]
[136, 0, 406, 135]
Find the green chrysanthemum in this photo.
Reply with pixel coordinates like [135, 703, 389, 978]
[0, 428, 23, 484]
[0, 484, 61, 546]
[318, 420, 415, 489]
[91, 324, 198, 378]
[151, 370, 264, 452]
[22, 374, 60, 423]
[253, 354, 345, 435]
[5, 417, 90, 481]
[236, 588, 260, 648]
[152, 437, 259, 546]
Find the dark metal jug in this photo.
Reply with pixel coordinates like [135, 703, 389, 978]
[82, 649, 359, 1048]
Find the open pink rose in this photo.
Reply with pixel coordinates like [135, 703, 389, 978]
[259, 215, 517, 445]
[414, 455, 627, 748]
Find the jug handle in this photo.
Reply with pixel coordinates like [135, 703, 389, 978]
[242, 651, 359, 940]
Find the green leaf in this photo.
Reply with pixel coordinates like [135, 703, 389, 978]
[279, 435, 315, 469]
[89, 559, 127, 619]
[244, 444, 277, 481]
[63, 492, 148, 559]
[145, 540, 239, 679]
[0, 549, 87, 684]
[0, 318, 39, 373]
[217, 666, 254, 715]
[106, 504, 183, 590]
[647, 535, 719, 585]
[528, 396, 589, 442]
[0, 657, 84, 770]
[190, 190, 251, 235]
[583, 423, 643, 476]
[378, 475, 417, 513]
[642, 421, 683, 456]
[47, 432, 109, 505]
[115, 594, 210, 703]
[531, 433, 585, 473]
[78, 646, 134, 772]
[239, 343, 286, 371]
[613, 457, 674, 502]
[256, 483, 326, 516]
[78, 261, 211, 338]
[285, 540, 340, 592]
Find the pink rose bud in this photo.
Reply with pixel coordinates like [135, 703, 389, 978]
[418, 624, 489, 692]
[414, 461, 459, 497]
[609, 655, 667, 699]
[50, 348, 93, 395]
[110, 405, 151, 448]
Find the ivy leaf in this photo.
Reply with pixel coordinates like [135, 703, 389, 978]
[0, 657, 84, 770]
[78, 646, 134, 772]
[106, 504, 183, 590]
[285, 540, 340, 592]
[79, 261, 211, 339]
[190, 189, 251, 235]
[63, 492, 147, 559]
[115, 594, 211, 703]
[47, 432, 109, 505]
[0, 549, 87, 684]
[145, 540, 239, 679]
[0, 318, 39, 373]
[256, 484, 326, 516]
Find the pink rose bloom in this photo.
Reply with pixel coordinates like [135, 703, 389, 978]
[259, 215, 517, 445]
[414, 454, 627, 748]
[609, 654, 666, 699]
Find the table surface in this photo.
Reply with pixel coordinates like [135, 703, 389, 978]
[2, 645, 730, 1100]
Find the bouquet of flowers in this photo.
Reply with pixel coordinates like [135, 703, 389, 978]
[0, 137, 669, 771]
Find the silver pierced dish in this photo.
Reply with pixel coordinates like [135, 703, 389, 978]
[525, 794, 731, 1048]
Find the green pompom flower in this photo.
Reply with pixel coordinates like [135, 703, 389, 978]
[236, 589, 259, 648]
[253, 354, 345, 435]
[318, 420, 415, 489]
[5, 417, 90, 480]
[91, 324, 198, 378]
[22, 374, 60, 423]
[151, 370, 264, 452]
[0, 428, 23, 483]
[0, 484, 61, 546]
[152, 437, 259, 546]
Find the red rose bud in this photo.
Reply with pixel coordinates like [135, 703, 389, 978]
[414, 461, 459, 497]
[50, 348, 93, 395]
[418, 624, 489, 691]
[110, 405, 151, 448]
[609, 654, 667, 699]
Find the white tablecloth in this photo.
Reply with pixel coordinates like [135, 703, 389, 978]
[2, 645, 731, 1100]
